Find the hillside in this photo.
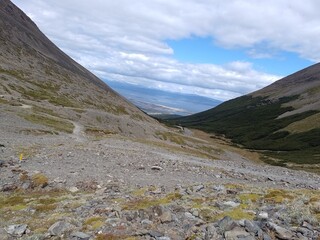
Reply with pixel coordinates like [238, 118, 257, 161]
[0, 0, 161, 138]
[1, 1, 320, 239]
[174, 63, 320, 167]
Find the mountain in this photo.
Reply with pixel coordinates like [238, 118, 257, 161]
[105, 80, 222, 116]
[174, 63, 320, 167]
[0, 0, 161, 138]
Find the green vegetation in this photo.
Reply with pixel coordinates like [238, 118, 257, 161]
[216, 206, 255, 221]
[155, 131, 185, 145]
[0, 98, 9, 104]
[0, 67, 26, 79]
[83, 216, 105, 230]
[85, 127, 115, 136]
[21, 113, 74, 133]
[112, 105, 129, 115]
[172, 95, 320, 165]
[31, 173, 49, 188]
[32, 105, 61, 118]
[264, 189, 294, 204]
[284, 113, 320, 133]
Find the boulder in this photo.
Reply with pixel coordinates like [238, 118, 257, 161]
[70, 232, 91, 240]
[224, 227, 252, 240]
[267, 222, 293, 240]
[5, 224, 28, 237]
[160, 210, 173, 223]
[48, 221, 73, 236]
[217, 216, 239, 232]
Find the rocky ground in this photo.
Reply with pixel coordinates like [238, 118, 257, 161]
[1, 112, 320, 239]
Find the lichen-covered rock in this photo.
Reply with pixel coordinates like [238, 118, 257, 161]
[5, 224, 28, 237]
[48, 221, 73, 237]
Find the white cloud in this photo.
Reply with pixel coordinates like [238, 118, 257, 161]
[12, 0, 320, 101]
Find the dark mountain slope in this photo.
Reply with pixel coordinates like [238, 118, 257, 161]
[175, 63, 320, 166]
[0, 0, 162, 137]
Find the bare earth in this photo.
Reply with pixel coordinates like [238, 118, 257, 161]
[1, 112, 319, 191]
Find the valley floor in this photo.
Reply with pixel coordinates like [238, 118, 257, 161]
[1, 112, 320, 239]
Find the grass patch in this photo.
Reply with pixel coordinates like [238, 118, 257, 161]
[84, 216, 104, 230]
[48, 96, 78, 108]
[21, 113, 74, 133]
[122, 192, 182, 210]
[155, 131, 185, 145]
[85, 128, 115, 137]
[239, 193, 261, 203]
[0, 68, 26, 79]
[34, 203, 57, 212]
[31, 173, 49, 188]
[0, 98, 9, 104]
[111, 105, 129, 115]
[32, 105, 61, 118]
[131, 188, 147, 197]
[264, 189, 294, 204]
[216, 206, 255, 221]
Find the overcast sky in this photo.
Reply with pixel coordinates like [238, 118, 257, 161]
[12, 0, 317, 101]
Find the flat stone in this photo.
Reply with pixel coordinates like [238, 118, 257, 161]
[157, 237, 171, 240]
[160, 211, 173, 223]
[222, 201, 240, 209]
[212, 185, 225, 192]
[141, 219, 153, 225]
[5, 224, 28, 237]
[257, 211, 268, 220]
[71, 231, 91, 240]
[149, 230, 163, 238]
[69, 187, 79, 193]
[244, 220, 261, 235]
[185, 212, 195, 219]
[224, 228, 251, 240]
[217, 216, 239, 232]
[301, 221, 313, 231]
[193, 184, 204, 192]
[48, 221, 73, 236]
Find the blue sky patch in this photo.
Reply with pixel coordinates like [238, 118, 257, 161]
[167, 37, 313, 76]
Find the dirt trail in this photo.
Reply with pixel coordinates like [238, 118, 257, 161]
[71, 121, 86, 142]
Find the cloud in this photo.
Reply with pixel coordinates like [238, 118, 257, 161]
[12, 0, 320, 100]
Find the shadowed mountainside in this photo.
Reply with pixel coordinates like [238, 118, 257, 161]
[174, 63, 320, 167]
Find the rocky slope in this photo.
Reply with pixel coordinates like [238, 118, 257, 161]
[174, 63, 320, 168]
[0, 129, 320, 240]
[0, 0, 162, 138]
[1, 1, 320, 240]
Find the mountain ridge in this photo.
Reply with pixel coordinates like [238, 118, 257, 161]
[174, 62, 320, 167]
[0, 0, 163, 138]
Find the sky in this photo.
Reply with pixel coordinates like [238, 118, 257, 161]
[11, 0, 318, 105]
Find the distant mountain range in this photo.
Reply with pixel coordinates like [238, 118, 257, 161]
[174, 63, 320, 166]
[105, 80, 221, 116]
